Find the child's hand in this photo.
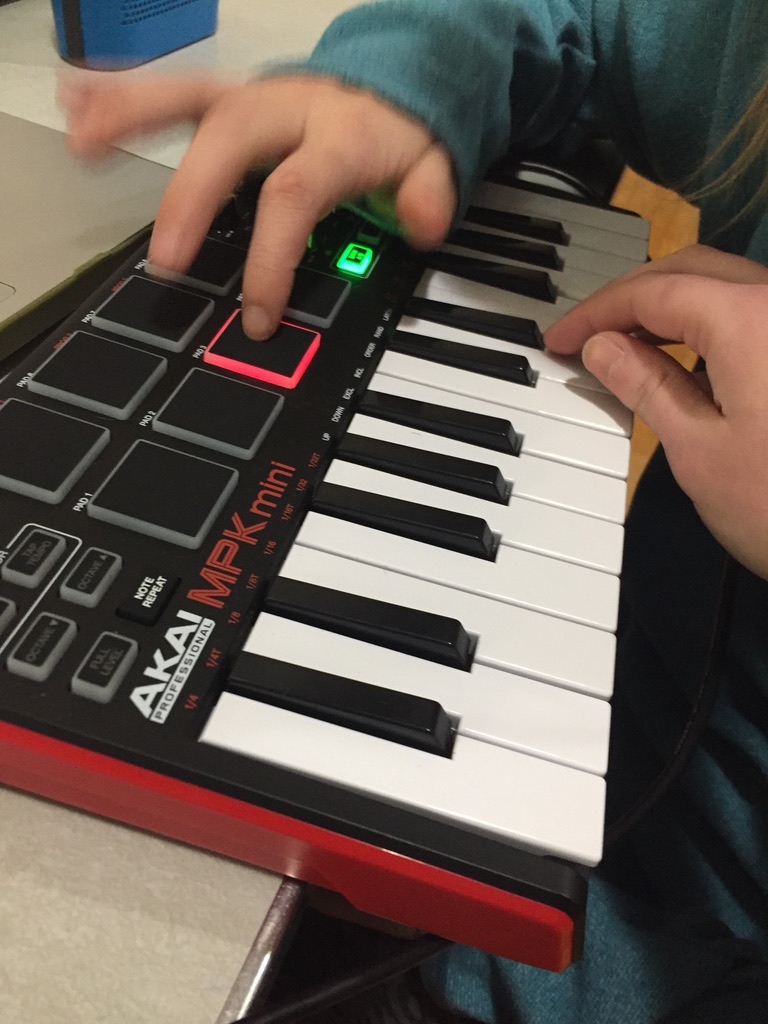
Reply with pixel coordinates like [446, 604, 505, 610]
[546, 245, 768, 578]
[62, 73, 456, 338]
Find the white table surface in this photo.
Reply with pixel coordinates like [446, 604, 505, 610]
[0, 0, 359, 164]
[0, 1, 360, 1021]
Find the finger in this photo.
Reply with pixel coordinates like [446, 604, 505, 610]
[636, 243, 768, 284]
[545, 272, 734, 358]
[146, 86, 311, 279]
[61, 74, 235, 155]
[582, 330, 719, 450]
[241, 142, 396, 338]
[395, 143, 457, 249]
[568, 244, 768, 302]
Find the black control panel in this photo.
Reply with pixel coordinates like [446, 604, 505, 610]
[0, 196, 586, 953]
[0, 198, 421, 743]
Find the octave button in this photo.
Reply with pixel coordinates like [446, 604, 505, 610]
[7, 613, 77, 682]
[60, 548, 122, 608]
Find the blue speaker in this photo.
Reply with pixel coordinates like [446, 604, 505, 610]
[52, 0, 218, 69]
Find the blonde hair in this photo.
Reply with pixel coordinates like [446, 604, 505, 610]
[682, 74, 768, 215]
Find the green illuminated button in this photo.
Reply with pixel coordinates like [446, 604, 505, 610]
[337, 243, 374, 276]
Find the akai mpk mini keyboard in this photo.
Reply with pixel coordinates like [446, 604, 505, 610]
[0, 179, 644, 971]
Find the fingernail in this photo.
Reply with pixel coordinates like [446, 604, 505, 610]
[242, 305, 274, 340]
[583, 333, 626, 376]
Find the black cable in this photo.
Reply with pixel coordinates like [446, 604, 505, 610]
[229, 934, 451, 1024]
[604, 552, 738, 850]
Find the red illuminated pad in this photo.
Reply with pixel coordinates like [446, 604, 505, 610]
[204, 312, 320, 389]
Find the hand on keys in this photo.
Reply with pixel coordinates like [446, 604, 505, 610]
[546, 244, 768, 579]
[61, 73, 456, 340]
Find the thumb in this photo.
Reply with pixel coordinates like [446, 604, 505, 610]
[395, 143, 456, 249]
[582, 332, 719, 452]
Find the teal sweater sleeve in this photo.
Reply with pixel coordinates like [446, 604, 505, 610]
[297, 0, 767, 250]
[302, 0, 597, 212]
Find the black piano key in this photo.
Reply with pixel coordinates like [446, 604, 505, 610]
[337, 432, 510, 504]
[425, 251, 557, 303]
[359, 390, 523, 456]
[228, 650, 455, 755]
[265, 576, 475, 670]
[389, 329, 535, 386]
[464, 204, 569, 245]
[312, 481, 498, 559]
[447, 227, 563, 270]
[403, 296, 543, 349]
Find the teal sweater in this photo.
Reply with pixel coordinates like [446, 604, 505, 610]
[295, 2, 768, 1021]
[302, 0, 768, 254]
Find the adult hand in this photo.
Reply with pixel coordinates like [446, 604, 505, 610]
[546, 245, 768, 578]
[61, 73, 456, 338]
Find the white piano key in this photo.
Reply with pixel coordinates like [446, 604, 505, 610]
[322, 459, 624, 574]
[459, 223, 644, 279]
[346, 413, 627, 523]
[464, 212, 648, 262]
[396, 315, 609, 394]
[201, 692, 607, 865]
[279, 544, 617, 698]
[440, 239, 611, 302]
[462, 206, 647, 265]
[455, 216, 647, 279]
[415, 269, 577, 330]
[368, 373, 631, 478]
[474, 181, 650, 241]
[296, 512, 620, 631]
[244, 613, 611, 775]
[376, 351, 633, 436]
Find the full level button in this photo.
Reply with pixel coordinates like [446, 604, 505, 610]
[71, 632, 138, 703]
